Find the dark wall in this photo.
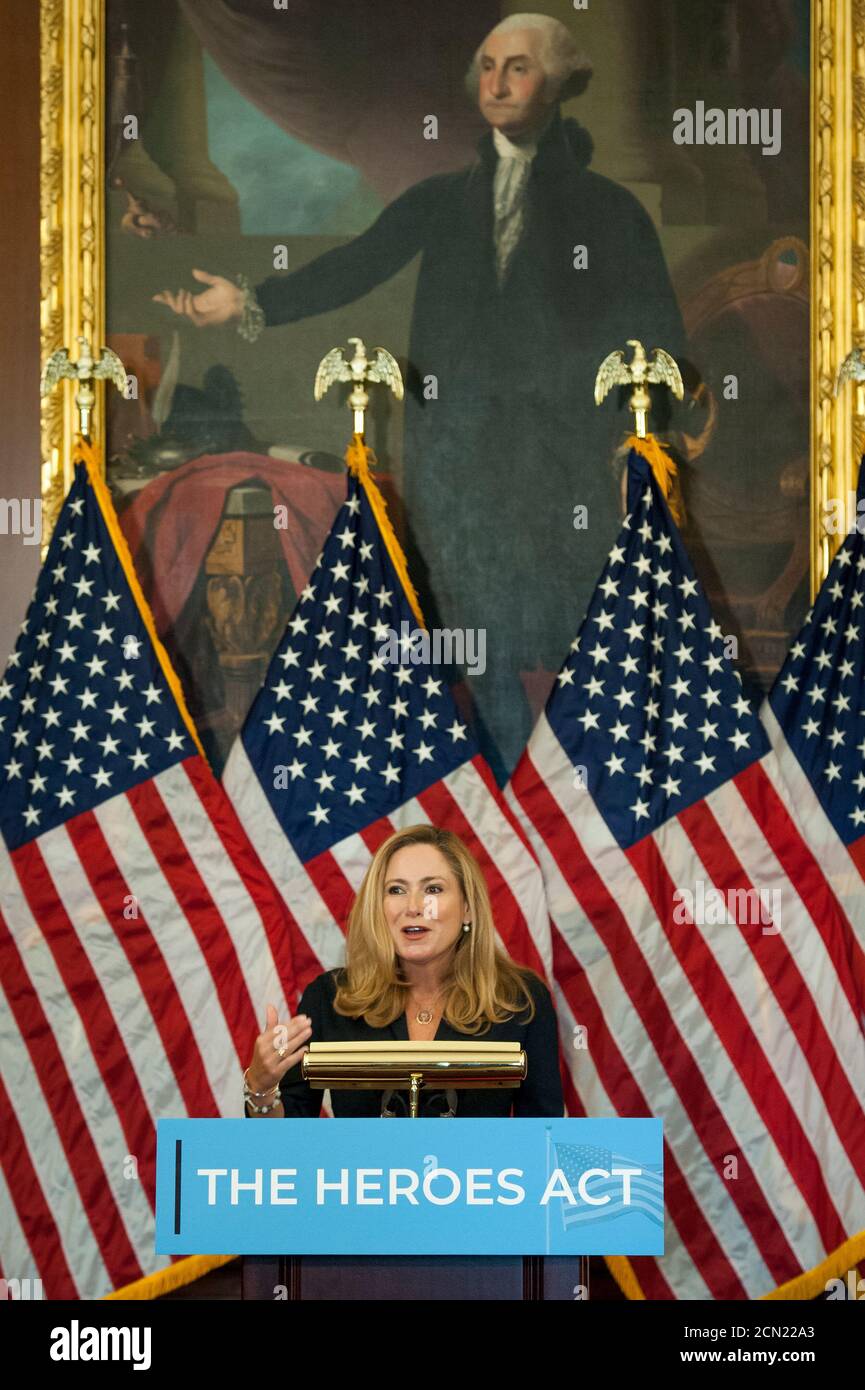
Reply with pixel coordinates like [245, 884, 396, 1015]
[0, 0, 42, 659]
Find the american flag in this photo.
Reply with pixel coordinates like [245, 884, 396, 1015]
[0, 446, 297, 1299]
[506, 442, 865, 1299]
[222, 442, 550, 987]
[551, 1142, 663, 1231]
[762, 464, 865, 1011]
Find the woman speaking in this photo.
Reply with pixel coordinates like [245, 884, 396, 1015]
[244, 824, 564, 1118]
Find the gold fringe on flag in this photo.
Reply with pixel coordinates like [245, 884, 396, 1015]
[605, 1254, 646, 1300]
[105, 1255, 237, 1301]
[607, 1225, 865, 1301]
[624, 433, 686, 529]
[764, 1230, 865, 1301]
[72, 437, 207, 761]
[344, 433, 425, 629]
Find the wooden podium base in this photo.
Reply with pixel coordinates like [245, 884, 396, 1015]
[241, 1255, 589, 1301]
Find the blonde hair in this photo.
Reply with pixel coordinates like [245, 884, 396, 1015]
[466, 13, 593, 104]
[333, 824, 540, 1034]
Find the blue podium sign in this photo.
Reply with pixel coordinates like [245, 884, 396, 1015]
[155, 1118, 663, 1255]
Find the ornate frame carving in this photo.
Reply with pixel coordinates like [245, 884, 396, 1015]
[812, 0, 864, 588]
[40, 0, 863, 593]
[40, 0, 105, 545]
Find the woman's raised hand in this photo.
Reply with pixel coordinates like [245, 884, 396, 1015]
[247, 1003, 313, 1092]
[152, 267, 245, 327]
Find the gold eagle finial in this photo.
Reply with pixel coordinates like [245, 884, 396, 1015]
[314, 336, 404, 436]
[40, 336, 128, 440]
[594, 338, 684, 438]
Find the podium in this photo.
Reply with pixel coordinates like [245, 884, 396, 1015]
[242, 1041, 588, 1300]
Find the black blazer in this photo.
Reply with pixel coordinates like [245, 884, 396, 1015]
[255, 968, 564, 1119]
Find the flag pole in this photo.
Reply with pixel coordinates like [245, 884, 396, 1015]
[594, 338, 687, 526]
[313, 336, 425, 629]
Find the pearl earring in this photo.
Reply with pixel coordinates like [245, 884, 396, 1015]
[462, 921, 471, 933]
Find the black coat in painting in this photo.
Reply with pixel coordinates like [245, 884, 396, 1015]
[255, 109, 686, 777]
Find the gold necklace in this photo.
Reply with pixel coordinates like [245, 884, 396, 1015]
[409, 988, 445, 1025]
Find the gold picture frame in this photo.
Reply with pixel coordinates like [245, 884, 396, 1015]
[40, 0, 863, 593]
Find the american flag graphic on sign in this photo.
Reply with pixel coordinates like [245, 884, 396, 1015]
[552, 1142, 663, 1231]
[0, 446, 297, 1299]
[222, 440, 550, 990]
[506, 441, 865, 1300]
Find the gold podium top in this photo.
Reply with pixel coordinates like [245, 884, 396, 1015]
[302, 1039, 527, 1091]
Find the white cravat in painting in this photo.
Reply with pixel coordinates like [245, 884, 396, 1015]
[492, 126, 538, 283]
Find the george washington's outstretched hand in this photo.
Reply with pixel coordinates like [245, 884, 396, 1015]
[152, 267, 244, 327]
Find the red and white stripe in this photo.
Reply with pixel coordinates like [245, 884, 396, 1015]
[0, 757, 298, 1299]
[760, 702, 865, 1002]
[506, 712, 865, 1300]
[224, 742, 552, 990]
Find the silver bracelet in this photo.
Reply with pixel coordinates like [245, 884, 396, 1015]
[235, 273, 265, 343]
